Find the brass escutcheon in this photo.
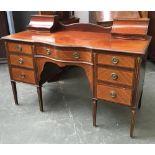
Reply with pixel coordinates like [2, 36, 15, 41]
[73, 52, 80, 59]
[18, 58, 24, 64]
[19, 74, 26, 79]
[112, 57, 119, 64]
[16, 45, 22, 52]
[46, 48, 51, 55]
[110, 91, 117, 98]
[111, 73, 118, 80]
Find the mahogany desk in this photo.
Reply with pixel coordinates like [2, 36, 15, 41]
[2, 15, 151, 137]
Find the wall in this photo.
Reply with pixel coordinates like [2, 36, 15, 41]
[12, 11, 38, 32]
[75, 11, 89, 23]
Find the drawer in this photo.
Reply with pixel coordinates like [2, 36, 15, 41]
[97, 53, 135, 68]
[97, 84, 132, 106]
[36, 46, 92, 63]
[9, 54, 34, 69]
[7, 42, 32, 54]
[97, 67, 134, 86]
[11, 67, 36, 84]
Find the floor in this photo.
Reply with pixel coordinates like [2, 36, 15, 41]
[0, 61, 155, 144]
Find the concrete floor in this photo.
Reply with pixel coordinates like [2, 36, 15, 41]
[0, 61, 155, 144]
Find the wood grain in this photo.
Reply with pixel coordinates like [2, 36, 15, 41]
[7, 42, 32, 54]
[36, 45, 92, 63]
[9, 54, 34, 69]
[97, 84, 132, 106]
[97, 53, 135, 68]
[97, 67, 134, 86]
[11, 67, 36, 84]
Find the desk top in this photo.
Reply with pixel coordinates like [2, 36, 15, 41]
[2, 16, 151, 55]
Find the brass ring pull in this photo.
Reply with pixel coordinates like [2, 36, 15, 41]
[19, 74, 26, 79]
[16, 45, 22, 52]
[112, 57, 119, 64]
[111, 73, 118, 80]
[73, 52, 80, 59]
[46, 48, 51, 55]
[18, 58, 24, 64]
[110, 91, 117, 98]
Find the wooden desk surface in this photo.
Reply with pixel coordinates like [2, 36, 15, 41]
[3, 30, 151, 55]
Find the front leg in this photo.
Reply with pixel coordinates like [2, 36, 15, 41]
[11, 81, 18, 105]
[37, 85, 43, 112]
[92, 98, 97, 127]
[130, 107, 136, 138]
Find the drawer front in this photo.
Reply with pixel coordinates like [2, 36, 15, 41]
[7, 42, 32, 54]
[36, 46, 92, 63]
[36, 46, 54, 56]
[9, 54, 34, 69]
[97, 84, 132, 106]
[97, 67, 134, 86]
[97, 54, 135, 68]
[11, 67, 36, 84]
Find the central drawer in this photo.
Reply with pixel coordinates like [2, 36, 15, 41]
[97, 84, 132, 106]
[36, 46, 92, 63]
[9, 54, 34, 69]
[97, 67, 134, 86]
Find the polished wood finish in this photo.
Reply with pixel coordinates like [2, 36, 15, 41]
[97, 53, 135, 68]
[27, 15, 59, 32]
[11, 67, 36, 84]
[9, 54, 34, 69]
[97, 84, 132, 106]
[112, 18, 149, 35]
[2, 16, 151, 137]
[36, 46, 92, 63]
[7, 42, 33, 55]
[97, 67, 134, 86]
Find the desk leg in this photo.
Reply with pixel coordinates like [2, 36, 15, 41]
[92, 99, 97, 127]
[11, 81, 18, 105]
[130, 107, 136, 138]
[138, 91, 143, 109]
[37, 86, 43, 112]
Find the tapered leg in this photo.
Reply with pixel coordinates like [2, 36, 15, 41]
[138, 91, 143, 109]
[130, 107, 136, 138]
[37, 86, 43, 112]
[11, 81, 18, 105]
[92, 99, 97, 127]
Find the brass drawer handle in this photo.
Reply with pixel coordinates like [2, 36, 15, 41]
[46, 48, 51, 55]
[16, 45, 22, 52]
[19, 74, 26, 79]
[112, 57, 119, 64]
[18, 58, 24, 64]
[110, 91, 117, 98]
[111, 73, 118, 80]
[73, 52, 80, 59]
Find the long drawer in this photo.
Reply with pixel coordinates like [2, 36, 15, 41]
[97, 53, 135, 68]
[11, 67, 36, 84]
[97, 84, 132, 106]
[97, 67, 134, 86]
[36, 46, 92, 63]
[9, 54, 34, 69]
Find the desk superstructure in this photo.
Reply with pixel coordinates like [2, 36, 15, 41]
[2, 15, 151, 137]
